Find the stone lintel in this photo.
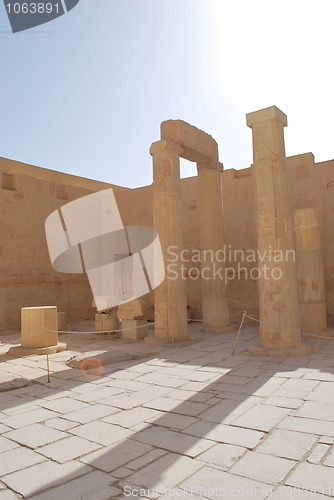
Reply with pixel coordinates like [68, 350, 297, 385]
[197, 159, 223, 171]
[149, 139, 184, 157]
[246, 105, 287, 129]
[161, 120, 218, 162]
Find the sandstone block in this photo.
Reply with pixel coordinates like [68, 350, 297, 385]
[21, 306, 58, 348]
[121, 319, 147, 340]
[117, 299, 147, 320]
[95, 309, 118, 332]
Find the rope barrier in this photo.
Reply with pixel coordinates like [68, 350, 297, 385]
[233, 311, 247, 356]
[46, 309, 249, 335]
[2, 313, 332, 347]
[0, 329, 46, 346]
[245, 314, 260, 323]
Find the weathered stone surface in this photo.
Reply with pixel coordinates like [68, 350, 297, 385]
[117, 299, 148, 320]
[246, 106, 305, 352]
[161, 120, 218, 161]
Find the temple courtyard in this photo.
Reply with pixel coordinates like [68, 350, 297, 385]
[0, 323, 333, 499]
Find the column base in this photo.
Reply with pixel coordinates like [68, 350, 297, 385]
[201, 324, 236, 333]
[248, 343, 313, 357]
[7, 343, 67, 356]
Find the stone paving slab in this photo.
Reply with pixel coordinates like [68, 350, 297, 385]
[324, 450, 334, 467]
[285, 462, 334, 496]
[255, 428, 317, 460]
[101, 407, 161, 428]
[124, 453, 205, 494]
[307, 443, 330, 464]
[230, 404, 291, 432]
[229, 450, 296, 485]
[69, 420, 134, 446]
[132, 426, 215, 458]
[28, 471, 118, 500]
[266, 487, 332, 499]
[79, 439, 153, 473]
[1, 461, 92, 497]
[179, 466, 272, 499]
[184, 419, 265, 448]
[0, 323, 333, 498]
[63, 403, 119, 424]
[278, 416, 334, 437]
[1, 408, 57, 429]
[0, 447, 46, 476]
[4, 423, 67, 448]
[196, 442, 246, 468]
[0, 489, 22, 500]
[295, 401, 334, 421]
[36, 435, 102, 463]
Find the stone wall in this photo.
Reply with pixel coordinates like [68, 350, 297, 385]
[0, 157, 126, 330]
[1, 152, 334, 331]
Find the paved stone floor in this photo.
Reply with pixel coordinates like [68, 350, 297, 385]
[0, 322, 334, 499]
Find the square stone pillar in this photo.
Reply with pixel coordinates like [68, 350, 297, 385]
[121, 319, 148, 340]
[149, 140, 189, 343]
[8, 306, 66, 356]
[197, 159, 233, 332]
[294, 208, 327, 332]
[246, 106, 312, 356]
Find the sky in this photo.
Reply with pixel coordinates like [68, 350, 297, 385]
[0, 0, 334, 188]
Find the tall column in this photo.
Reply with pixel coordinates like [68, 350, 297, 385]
[294, 208, 327, 332]
[197, 159, 232, 332]
[150, 140, 189, 342]
[246, 106, 311, 355]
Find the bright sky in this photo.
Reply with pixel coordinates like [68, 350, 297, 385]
[1, 0, 333, 188]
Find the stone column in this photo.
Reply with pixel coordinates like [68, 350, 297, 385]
[197, 159, 232, 332]
[294, 208, 327, 332]
[246, 106, 311, 355]
[150, 140, 189, 342]
[8, 306, 66, 356]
